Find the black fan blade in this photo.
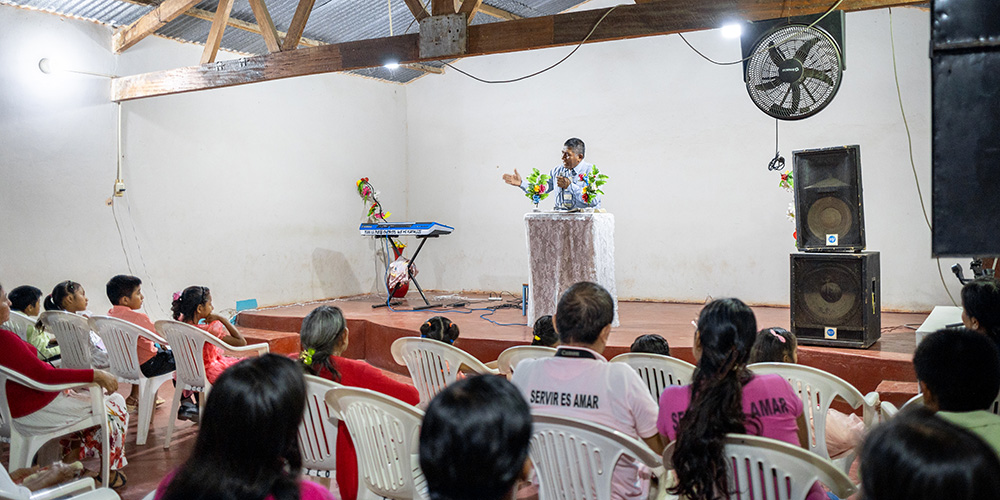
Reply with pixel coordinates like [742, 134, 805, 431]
[767, 43, 785, 66]
[754, 77, 783, 92]
[802, 67, 835, 86]
[770, 103, 793, 118]
[793, 36, 821, 62]
[790, 85, 801, 112]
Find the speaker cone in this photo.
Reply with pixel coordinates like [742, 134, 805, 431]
[798, 262, 861, 324]
[806, 196, 853, 241]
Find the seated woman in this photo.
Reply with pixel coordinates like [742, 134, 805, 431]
[155, 354, 333, 500]
[860, 407, 1000, 500]
[297, 305, 419, 500]
[657, 298, 821, 500]
[0, 283, 128, 488]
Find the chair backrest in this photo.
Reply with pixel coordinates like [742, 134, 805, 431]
[530, 413, 664, 500]
[2, 311, 35, 342]
[89, 316, 167, 384]
[37, 311, 93, 369]
[610, 353, 696, 401]
[325, 386, 427, 500]
[496, 345, 557, 377]
[390, 337, 496, 405]
[298, 375, 342, 477]
[748, 362, 877, 461]
[154, 320, 213, 392]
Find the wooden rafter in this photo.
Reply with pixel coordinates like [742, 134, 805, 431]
[405, 63, 445, 74]
[247, 0, 282, 52]
[478, 4, 521, 20]
[112, 0, 926, 101]
[431, 0, 458, 16]
[281, 0, 316, 51]
[201, 0, 235, 63]
[402, 0, 430, 21]
[459, 0, 484, 22]
[113, 0, 202, 52]
[185, 8, 324, 48]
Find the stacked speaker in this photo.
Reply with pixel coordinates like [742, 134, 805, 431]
[790, 145, 881, 348]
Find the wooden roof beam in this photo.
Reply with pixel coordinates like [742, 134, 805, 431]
[281, 0, 317, 50]
[478, 4, 520, 20]
[113, 0, 203, 52]
[201, 0, 235, 63]
[247, 0, 282, 52]
[112, 0, 926, 101]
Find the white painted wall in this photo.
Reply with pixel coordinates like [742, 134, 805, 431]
[0, 5, 409, 317]
[406, 5, 955, 311]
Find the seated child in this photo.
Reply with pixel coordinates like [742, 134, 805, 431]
[420, 316, 459, 344]
[106, 275, 195, 420]
[171, 286, 247, 384]
[42, 281, 108, 368]
[749, 327, 865, 459]
[8, 285, 60, 361]
[630, 334, 670, 356]
[531, 315, 559, 347]
[961, 277, 1000, 350]
[913, 327, 1000, 455]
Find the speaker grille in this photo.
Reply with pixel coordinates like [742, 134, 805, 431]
[793, 145, 865, 252]
[790, 252, 880, 348]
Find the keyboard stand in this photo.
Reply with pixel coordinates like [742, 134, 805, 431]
[375, 234, 438, 309]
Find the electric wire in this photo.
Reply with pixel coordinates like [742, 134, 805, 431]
[441, 5, 620, 84]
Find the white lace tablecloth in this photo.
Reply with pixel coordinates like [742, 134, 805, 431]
[524, 212, 618, 327]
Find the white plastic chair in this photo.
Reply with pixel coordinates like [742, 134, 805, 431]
[2, 311, 35, 342]
[0, 365, 111, 488]
[748, 362, 880, 474]
[663, 434, 856, 500]
[529, 413, 667, 500]
[496, 345, 557, 378]
[610, 353, 696, 401]
[390, 337, 498, 406]
[154, 320, 269, 449]
[88, 316, 175, 446]
[325, 386, 428, 500]
[37, 312, 93, 370]
[1, 464, 119, 500]
[298, 375, 342, 481]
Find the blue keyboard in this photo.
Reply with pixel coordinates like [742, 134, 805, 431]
[359, 221, 454, 237]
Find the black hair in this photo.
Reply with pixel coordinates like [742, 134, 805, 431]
[564, 137, 585, 159]
[420, 316, 459, 344]
[669, 298, 759, 500]
[913, 327, 1000, 412]
[419, 374, 532, 500]
[531, 315, 558, 347]
[961, 277, 1000, 345]
[161, 354, 306, 500]
[630, 334, 671, 356]
[106, 275, 142, 306]
[43, 280, 81, 311]
[8, 286, 43, 313]
[298, 305, 347, 381]
[749, 327, 797, 364]
[555, 282, 613, 345]
[859, 406, 1000, 500]
[172, 286, 210, 322]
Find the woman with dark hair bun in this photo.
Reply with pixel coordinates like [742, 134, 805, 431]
[860, 406, 1000, 500]
[156, 354, 334, 500]
[420, 316, 459, 344]
[657, 298, 820, 500]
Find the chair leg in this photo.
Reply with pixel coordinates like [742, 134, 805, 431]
[137, 380, 155, 446]
[9, 437, 30, 470]
[163, 384, 184, 449]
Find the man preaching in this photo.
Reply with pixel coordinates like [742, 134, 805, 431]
[502, 137, 601, 209]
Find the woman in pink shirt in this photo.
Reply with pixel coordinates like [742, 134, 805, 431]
[657, 298, 816, 500]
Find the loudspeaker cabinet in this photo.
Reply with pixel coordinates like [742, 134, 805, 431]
[790, 251, 880, 349]
[793, 145, 865, 252]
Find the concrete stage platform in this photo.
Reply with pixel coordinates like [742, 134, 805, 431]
[237, 292, 930, 405]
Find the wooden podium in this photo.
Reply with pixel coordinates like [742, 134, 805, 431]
[524, 212, 618, 326]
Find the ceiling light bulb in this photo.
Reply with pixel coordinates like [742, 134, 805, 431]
[383, 62, 400, 70]
[38, 58, 57, 74]
[721, 23, 742, 39]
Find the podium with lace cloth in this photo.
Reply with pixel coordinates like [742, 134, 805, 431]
[524, 212, 619, 327]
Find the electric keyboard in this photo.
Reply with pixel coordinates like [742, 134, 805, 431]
[359, 221, 454, 237]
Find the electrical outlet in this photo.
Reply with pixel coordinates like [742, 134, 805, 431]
[114, 180, 126, 197]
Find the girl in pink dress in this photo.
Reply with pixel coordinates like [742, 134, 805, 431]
[171, 286, 247, 383]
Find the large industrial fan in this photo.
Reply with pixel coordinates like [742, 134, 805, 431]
[741, 11, 847, 120]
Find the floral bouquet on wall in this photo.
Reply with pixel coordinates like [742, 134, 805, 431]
[357, 177, 392, 222]
[524, 168, 551, 207]
[579, 165, 609, 206]
[778, 170, 797, 244]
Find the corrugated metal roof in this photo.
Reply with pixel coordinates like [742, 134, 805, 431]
[1, 0, 589, 83]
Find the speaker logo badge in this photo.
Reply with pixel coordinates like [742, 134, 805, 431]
[825, 327, 838, 339]
[826, 234, 839, 246]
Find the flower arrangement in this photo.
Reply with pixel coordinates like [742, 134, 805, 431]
[778, 170, 796, 242]
[524, 169, 551, 207]
[356, 177, 392, 222]
[579, 165, 609, 205]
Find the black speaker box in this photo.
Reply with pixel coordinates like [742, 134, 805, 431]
[740, 10, 846, 82]
[793, 145, 865, 252]
[790, 251, 880, 349]
[931, 0, 1000, 256]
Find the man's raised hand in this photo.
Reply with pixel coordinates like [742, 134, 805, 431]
[502, 168, 522, 187]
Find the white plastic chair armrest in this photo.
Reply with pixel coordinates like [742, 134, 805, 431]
[30, 477, 95, 500]
[862, 391, 881, 427]
[223, 342, 269, 357]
